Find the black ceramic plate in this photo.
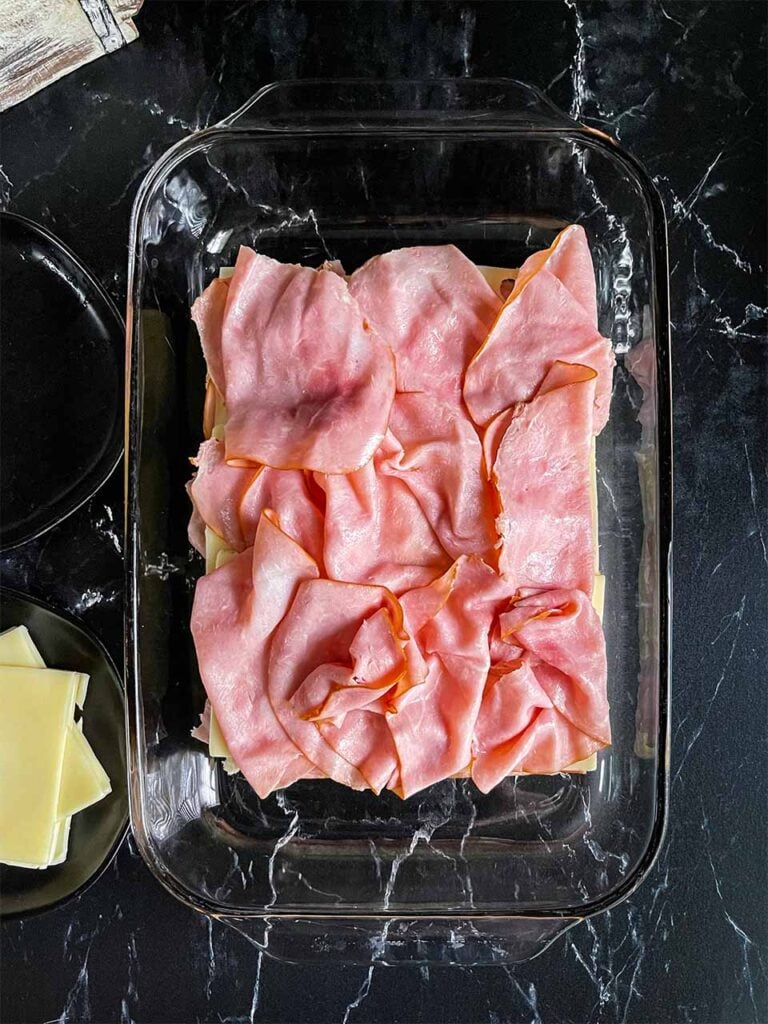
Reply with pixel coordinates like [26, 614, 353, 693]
[0, 213, 123, 550]
[0, 590, 128, 918]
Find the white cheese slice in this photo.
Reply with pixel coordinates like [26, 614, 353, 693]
[477, 265, 518, 299]
[0, 625, 46, 668]
[48, 816, 72, 867]
[208, 709, 230, 760]
[0, 667, 79, 868]
[204, 525, 236, 575]
[56, 721, 111, 819]
[0, 629, 110, 867]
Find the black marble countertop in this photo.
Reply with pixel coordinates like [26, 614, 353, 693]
[1, 3, 766, 1022]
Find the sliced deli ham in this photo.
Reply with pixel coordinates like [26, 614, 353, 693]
[499, 588, 610, 745]
[190, 512, 320, 798]
[471, 656, 603, 791]
[463, 226, 613, 431]
[219, 247, 396, 473]
[319, 434, 452, 594]
[489, 362, 597, 594]
[188, 438, 324, 565]
[381, 393, 497, 561]
[472, 586, 609, 791]
[268, 580, 414, 791]
[191, 276, 229, 396]
[509, 224, 599, 323]
[188, 439, 257, 551]
[349, 245, 500, 403]
[388, 557, 513, 798]
[188, 234, 613, 797]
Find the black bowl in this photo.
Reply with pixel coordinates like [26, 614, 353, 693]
[0, 213, 123, 550]
[0, 590, 128, 918]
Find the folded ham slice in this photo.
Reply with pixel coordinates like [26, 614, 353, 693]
[381, 393, 497, 561]
[190, 512, 320, 798]
[471, 655, 604, 792]
[188, 438, 325, 565]
[210, 247, 395, 473]
[318, 434, 452, 594]
[296, 608, 416, 725]
[488, 361, 597, 595]
[472, 586, 609, 791]
[508, 224, 599, 324]
[463, 226, 613, 431]
[349, 245, 500, 403]
[499, 588, 610, 745]
[268, 580, 413, 792]
[388, 557, 513, 798]
[191, 276, 229, 396]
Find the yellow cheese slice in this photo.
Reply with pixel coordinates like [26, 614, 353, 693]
[564, 752, 597, 772]
[0, 625, 46, 668]
[49, 816, 72, 867]
[0, 627, 89, 706]
[56, 721, 111, 819]
[205, 709, 238, 773]
[75, 673, 89, 708]
[592, 573, 606, 622]
[204, 525, 236, 575]
[208, 709, 230, 759]
[0, 629, 109, 866]
[0, 667, 78, 867]
[477, 265, 518, 298]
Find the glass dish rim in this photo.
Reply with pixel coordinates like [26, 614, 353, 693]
[124, 77, 673, 925]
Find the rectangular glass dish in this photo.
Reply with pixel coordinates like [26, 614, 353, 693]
[125, 80, 671, 965]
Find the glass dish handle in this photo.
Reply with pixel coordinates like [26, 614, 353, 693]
[219, 78, 583, 131]
[220, 915, 579, 966]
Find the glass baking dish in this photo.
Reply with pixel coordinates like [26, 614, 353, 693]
[125, 80, 671, 965]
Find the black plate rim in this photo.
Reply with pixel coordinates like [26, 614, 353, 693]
[0, 211, 124, 552]
[0, 586, 129, 920]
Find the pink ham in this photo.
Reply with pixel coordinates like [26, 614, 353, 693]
[318, 433, 452, 595]
[489, 362, 597, 594]
[381, 393, 497, 561]
[188, 235, 612, 800]
[268, 580, 412, 791]
[388, 557, 513, 798]
[186, 483, 207, 555]
[471, 656, 603, 792]
[489, 621, 523, 665]
[499, 588, 610, 745]
[238, 466, 325, 568]
[190, 512, 320, 798]
[219, 247, 395, 473]
[463, 227, 613, 432]
[188, 438, 324, 565]
[289, 606, 428, 794]
[191, 276, 229, 396]
[508, 224, 599, 323]
[296, 608, 423, 726]
[188, 439, 259, 550]
[349, 245, 500, 403]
